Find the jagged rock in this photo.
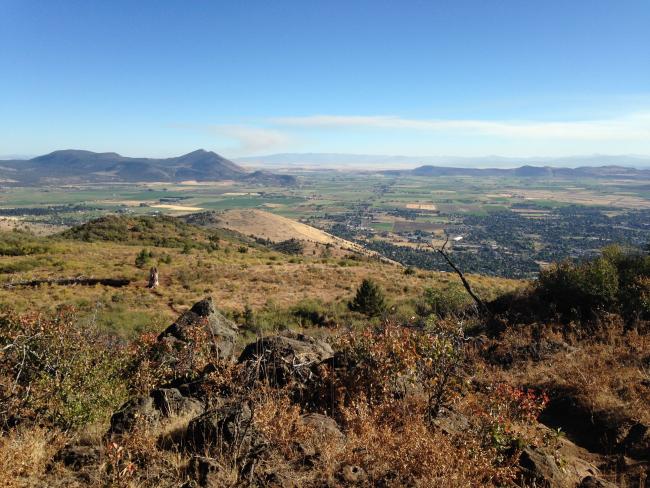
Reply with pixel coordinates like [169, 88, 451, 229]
[578, 476, 618, 488]
[187, 456, 229, 487]
[238, 332, 333, 387]
[186, 401, 257, 452]
[518, 445, 601, 488]
[519, 447, 565, 486]
[54, 445, 100, 470]
[159, 297, 238, 361]
[340, 464, 367, 484]
[151, 388, 205, 418]
[109, 387, 204, 434]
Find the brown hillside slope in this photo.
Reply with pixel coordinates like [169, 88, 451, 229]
[185, 209, 375, 256]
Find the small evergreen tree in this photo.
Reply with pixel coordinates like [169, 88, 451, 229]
[349, 278, 386, 317]
[135, 248, 152, 268]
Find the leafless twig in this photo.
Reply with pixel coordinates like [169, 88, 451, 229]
[428, 234, 489, 316]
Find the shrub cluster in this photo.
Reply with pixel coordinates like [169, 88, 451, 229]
[271, 238, 305, 255]
[537, 245, 650, 326]
[0, 230, 52, 256]
[0, 308, 128, 429]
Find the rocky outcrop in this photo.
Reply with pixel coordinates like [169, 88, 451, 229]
[518, 444, 609, 488]
[158, 297, 238, 361]
[238, 331, 333, 387]
[541, 390, 650, 458]
[186, 401, 257, 452]
[102, 296, 640, 487]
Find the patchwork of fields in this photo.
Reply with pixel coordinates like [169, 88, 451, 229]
[1, 170, 649, 278]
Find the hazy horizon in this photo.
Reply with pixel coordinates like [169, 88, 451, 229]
[3, 149, 650, 171]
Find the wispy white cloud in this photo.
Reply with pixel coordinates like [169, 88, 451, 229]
[209, 125, 291, 153]
[273, 112, 650, 141]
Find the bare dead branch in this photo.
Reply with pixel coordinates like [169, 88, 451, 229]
[428, 236, 490, 317]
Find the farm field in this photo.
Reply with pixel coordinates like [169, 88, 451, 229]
[1, 171, 649, 278]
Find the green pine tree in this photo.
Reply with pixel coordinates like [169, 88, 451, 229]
[349, 278, 386, 317]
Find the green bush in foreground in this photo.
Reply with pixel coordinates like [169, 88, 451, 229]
[537, 245, 650, 325]
[0, 308, 129, 429]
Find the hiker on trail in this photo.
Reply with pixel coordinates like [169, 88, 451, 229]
[147, 266, 159, 289]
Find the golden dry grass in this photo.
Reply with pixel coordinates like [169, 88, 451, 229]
[0, 236, 521, 332]
[0, 427, 68, 488]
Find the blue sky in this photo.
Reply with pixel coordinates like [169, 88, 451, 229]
[1, 0, 649, 159]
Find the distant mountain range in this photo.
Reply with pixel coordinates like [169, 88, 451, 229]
[236, 153, 650, 170]
[386, 164, 650, 179]
[0, 149, 296, 185]
[1, 149, 649, 185]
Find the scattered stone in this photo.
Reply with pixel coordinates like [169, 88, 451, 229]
[151, 388, 204, 418]
[432, 407, 471, 436]
[519, 444, 602, 488]
[519, 447, 565, 486]
[109, 395, 162, 434]
[292, 413, 345, 461]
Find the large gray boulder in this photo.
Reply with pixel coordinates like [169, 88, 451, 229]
[158, 297, 238, 361]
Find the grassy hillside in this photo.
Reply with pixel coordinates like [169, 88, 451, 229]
[0, 215, 647, 487]
[0, 215, 519, 338]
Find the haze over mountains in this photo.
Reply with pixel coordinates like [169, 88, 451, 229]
[0, 149, 296, 186]
[236, 153, 650, 170]
[1, 149, 650, 185]
[388, 164, 650, 180]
